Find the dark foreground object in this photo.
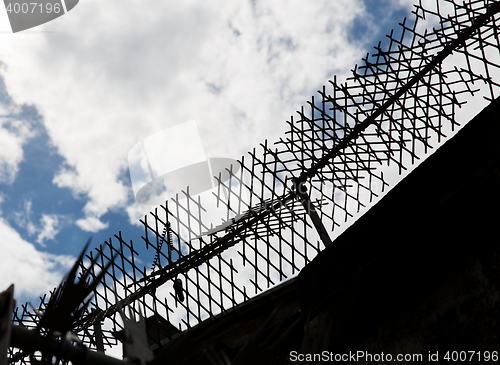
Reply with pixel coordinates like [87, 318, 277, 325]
[298, 96, 500, 362]
[154, 97, 500, 364]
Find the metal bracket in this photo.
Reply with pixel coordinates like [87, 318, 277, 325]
[119, 306, 154, 365]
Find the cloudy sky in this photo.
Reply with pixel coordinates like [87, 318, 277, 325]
[0, 0, 417, 305]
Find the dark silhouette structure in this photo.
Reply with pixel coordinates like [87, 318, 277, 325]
[3, 0, 500, 364]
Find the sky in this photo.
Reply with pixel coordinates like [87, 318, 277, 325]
[0, 0, 419, 306]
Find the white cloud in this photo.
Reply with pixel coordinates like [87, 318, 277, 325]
[0, 114, 35, 184]
[75, 215, 109, 232]
[14, 199, 67, 245]
[36, 214, 61, 244]
[0, 0, 412, 231]
[0, 126, 24, 184]
[0, 216, 74, 302]
[14, 199, 37, 237]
